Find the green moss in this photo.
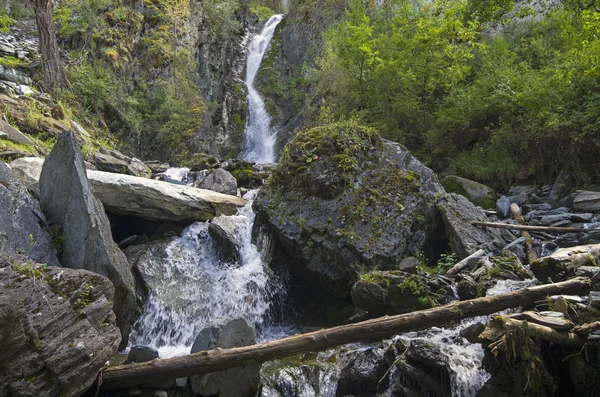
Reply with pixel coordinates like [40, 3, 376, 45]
[0, 56, 28, 68]
[13, 263, 46, 279]
[250, 3, 275, 21]
[0, 138, 35, 154]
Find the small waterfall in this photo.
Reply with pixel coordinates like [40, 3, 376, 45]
[242, 14, 284, 164]
[129, 190, 286, 358]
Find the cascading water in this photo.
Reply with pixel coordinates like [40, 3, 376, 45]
[129, 190, 286, 358]
[242, 14, 284, 164]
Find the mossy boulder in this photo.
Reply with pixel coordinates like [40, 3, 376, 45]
[441, 175, 496, 209]
[254, 121, 444, 297]
[351, 270, 454, 315]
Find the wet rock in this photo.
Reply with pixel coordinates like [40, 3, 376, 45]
[351, 271, 452, 315]
[496, 196, 511, 218]
[0, 162, 59, 266]
[254, 130, 443, 298]
[573, 191, 600, 212]
[0, 255, 121, 397]
[127, 157, 152, 178]
[190, 318, 259, 397]
[208, 215, 241, 262]
[337, 345, 394, 395]
[39, 132, 136, 348]
[126, 345, 159, 364]
[589, 291, 600, 308]
[456, 273, 478, 300]
[460, 322, 486, 344]
[198, 167, 238, 196]
[437, 193, 510, 259]
[442, 175, 496, 209]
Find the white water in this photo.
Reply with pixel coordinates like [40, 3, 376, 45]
[242, 15, 284, 164]
[129, 190, 285, 358]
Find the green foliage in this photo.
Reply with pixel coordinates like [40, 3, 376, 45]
[75, 282, 94, 309]
[318, 0, 600, 186]
[0, 56, 29, 69]
[202, 0, 241, 37]
[0, 12, 14, 33]
[435, 252, 459, 273]
[250, 2, 275, 21]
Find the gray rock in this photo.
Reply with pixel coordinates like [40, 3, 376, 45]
[399, 256, 420, 273]
[508, 185, 537, 197]
[154, 391, 168, 397]
[39, 132, 136, 348]
[0, 41, 15, 56]
[145, 160, 170, 174]
[573, 191, 600, 212]
[190, 318, 259, 397]
[209, 215, 241, 262]
[0, 162, 59, 266]
[0, 119, 34, 146]
[92, 148, 130, 174]
[539, 213, 572, 225]
[198, 167, 238, 196]
[0, 65, 31, 85]
[575, 266, 600, 278]
[0, 255, 121, 397]
[549, 167, 574, 202]
[16, 85, 34, 96]
[126, 345, 159, 363]
[337, 345, 394, 396]
[496, 196, 511, 218]
[127, 157, 152, 178]
[441, 175, 495, 209]
[11, 156, 247, 222]
[437, 193, 510, 259]
[589, 291, 600, 308]
[522, 203, 552, 214]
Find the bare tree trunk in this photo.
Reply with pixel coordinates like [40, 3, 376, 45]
[100, 277, 591, 390]
[510, 203, 538, 264]
[34, 0, 70, 91]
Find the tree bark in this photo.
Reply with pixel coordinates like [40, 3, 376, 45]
[510, 203, 538, 264]
[100, 277, 591, 390]
[472, 221, 585, 234]
[34, 0, 70, 91]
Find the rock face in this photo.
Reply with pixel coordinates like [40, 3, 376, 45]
[0, 162, 59, 266]
[190, 318, 260, 397]
[39, 132, 136, 348]
[10, 156, 247, 223]
[0, 255, 121, 397]
[198, 167, 238, 196]
[437, 193, 510, 259]
[442, 175, 496, 209]
[254, 124, 443, 297]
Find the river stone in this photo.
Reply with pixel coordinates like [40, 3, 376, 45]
[254, 132, 443, 298]
[0, 255, 121, 397]
[337, 345, 394, 396]
[127, 157, 152, 178]
[198, 167, 238, 196]
[208, 215, 241, 263]
[442, 175, 495, 209]
[573, 191, 600, 212]
[39, 132, 137, 348]
[0, 162, 59, 266]
[437, 193, 510, 259]
[10, 156, 247, 222]
[496, 196, 511, 218]
[190, 318, 260, 397]
[126, 345, 159, 363]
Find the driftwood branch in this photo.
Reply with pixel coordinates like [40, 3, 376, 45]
[481, 316, 585, 348]
[510, 204, 538, 264]
[100, 277, 591, 390]
[446, 249, 485, 276]
[574, 321, 600, 335]
[472, 221, 586, 234]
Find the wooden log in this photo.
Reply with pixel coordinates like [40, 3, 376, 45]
[573, 321, 600, 335]
[100, 277, 591, 389]
[472, 221, 586, 234]
[446, 249, 486, 276]
[510, 203, 537, 264]
[480, 316, 585, 348]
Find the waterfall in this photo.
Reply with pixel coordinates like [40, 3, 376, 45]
[129, 190, 286, 358]
[242, 14, 284, 164]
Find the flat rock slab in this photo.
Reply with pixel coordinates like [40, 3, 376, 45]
[10, 156, 246, 222]
[89, 171, 246, 222]
[574, 191, 600, 212]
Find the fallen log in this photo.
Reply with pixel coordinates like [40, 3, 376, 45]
[100, 277, 591, 389]
[480, 316, 585, 348]
[510, 203, 537, 264]
[446, 248, 486, 276]
[574, 321, 600, 335]
[472, 221, 585, 234]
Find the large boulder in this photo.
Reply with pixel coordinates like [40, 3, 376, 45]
[0, 162, 59, 266]
[0, 255, 121, 397]
[92, 147, 130, 174]
[441, 175, 496, 209]
[208, 215, 242, 262]
[198, 167, 238, 196]
[0, 119, 34, 146]
[39, 132, 136, 348]
[190, 318, 260, 397]
[10, 156, 247, 223]
[254, 123, 443, 297]
[437, 193, 510, 259]
[573, 190, 600, 212]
